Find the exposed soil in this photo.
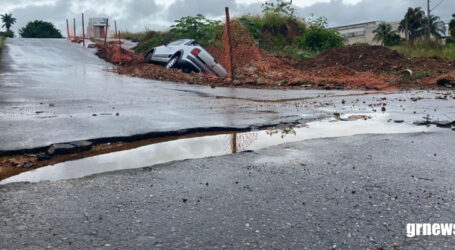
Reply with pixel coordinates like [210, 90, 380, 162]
[92, 23, 455, 90]
[296, 45, 455, 76]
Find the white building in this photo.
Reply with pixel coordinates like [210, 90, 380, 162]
[331, 21, 405, 45]
[88, 18, 109, 39]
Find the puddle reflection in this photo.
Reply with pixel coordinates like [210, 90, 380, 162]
[1, 114, 435, 184]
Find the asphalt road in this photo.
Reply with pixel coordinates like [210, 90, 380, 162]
[1, 38, 455, 249]
[2, 131, 455, 249]
[2, 39, 454, 153]
[0, 38, 354, 152]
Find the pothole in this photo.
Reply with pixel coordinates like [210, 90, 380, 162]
[0, 113, 441, 184]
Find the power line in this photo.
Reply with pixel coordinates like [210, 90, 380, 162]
[431, 0, 445, 11]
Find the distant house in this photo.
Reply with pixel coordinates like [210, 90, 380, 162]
[331, 21, 405, 45]
[88, 18, 108, 39]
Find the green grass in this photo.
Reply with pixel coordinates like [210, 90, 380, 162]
[120, 31, 154, 43]
[0, 36, 5, 72]
[393, 40, 455, 60]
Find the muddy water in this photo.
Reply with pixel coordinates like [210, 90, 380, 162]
[0, 114, 437, 184]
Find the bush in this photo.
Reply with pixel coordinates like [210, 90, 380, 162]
[297, 27, 343, 51]
[295, 16, 343, 52]
[238, 14, 305, 53]
[121, 31, 154, 43]
[0, 30, 14, 38]
[384, 33, 401, 46]
[19, 20, 63, 38]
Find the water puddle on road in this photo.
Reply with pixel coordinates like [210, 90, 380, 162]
[1, 114, 437, 184]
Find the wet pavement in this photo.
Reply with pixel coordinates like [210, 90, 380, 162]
[1, 114, 440, 184]
[2, 39, 453, 153]
[1, 38, 455, 249]
[1, 131, 455, 249]
[0, 38, 354, 152]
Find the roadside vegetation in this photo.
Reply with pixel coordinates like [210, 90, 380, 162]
[19, 20, 63, 38]
[0, 13, 16, 38]
[393, 40, 455, 60]
[131, 0, 343, 60]
[0, 13, 15, 71]
[129, 1, 455, 62]
[0, 36, 4, 57]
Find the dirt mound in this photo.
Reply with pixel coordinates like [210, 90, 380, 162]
[297, 45, 410, 74]
[94, 21, 454, 90]
[410, 57, 455, 74]
[207, 19, 309, 85]
[95, 43, 143, 65]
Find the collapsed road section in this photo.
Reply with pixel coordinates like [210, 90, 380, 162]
[0, 113, 443, 184]
[94, 20, 455, 91]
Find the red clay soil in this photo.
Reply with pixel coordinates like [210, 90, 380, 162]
[297, 45, 410, 74]
[94, 21, 455, 90]
[296, 45, 455, 76]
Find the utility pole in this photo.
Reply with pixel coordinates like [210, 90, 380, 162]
[73, 18, 76, 39]
[427, 0, 431, 39]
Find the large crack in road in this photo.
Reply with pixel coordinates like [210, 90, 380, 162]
[1, 38, 455, 249]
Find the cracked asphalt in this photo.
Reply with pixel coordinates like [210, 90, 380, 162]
[0, 39, 350, 152]
[1, 38, 455, 249]
[2, 131, 455, 249]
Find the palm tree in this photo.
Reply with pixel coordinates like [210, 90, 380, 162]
[449, 14, 455, 37]
[373, 23, 393, 46]
[399, 7, 426, 40]
[423, 15, 446, 38]
[1, 13, 16, 32]
[399, 7, 446, 40]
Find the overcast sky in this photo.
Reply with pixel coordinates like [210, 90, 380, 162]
[1, 0, 454, 35]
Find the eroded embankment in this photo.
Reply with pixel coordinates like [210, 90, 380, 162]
[93, 22, 455, 91]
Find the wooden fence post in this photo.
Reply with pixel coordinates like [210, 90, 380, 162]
[115, 20, 118, 38]
[225, 7, 233, 80]
[66, 19, 70, 40]
[104, 18, 109, 43]
[82, 13, 85, 47]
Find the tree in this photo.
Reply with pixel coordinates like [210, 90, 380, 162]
[296, 16, 344, 51]
[373, 23, 401, 46]
[262, 0, 296, 17]
[449, 14, 455, 37]
[1, 13, 16, 32]
[399, 7, 426, 40]
[373, 23, 393, 46]
[19, 20, 63, 38]
[399, 7, 446, 40]
[423, 15, 446, 38]
[169, 15, 222, 46]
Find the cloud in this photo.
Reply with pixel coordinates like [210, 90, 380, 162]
[1, 0, 454, 36]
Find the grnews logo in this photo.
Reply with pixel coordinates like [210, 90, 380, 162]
[407, 223, 455, 237]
